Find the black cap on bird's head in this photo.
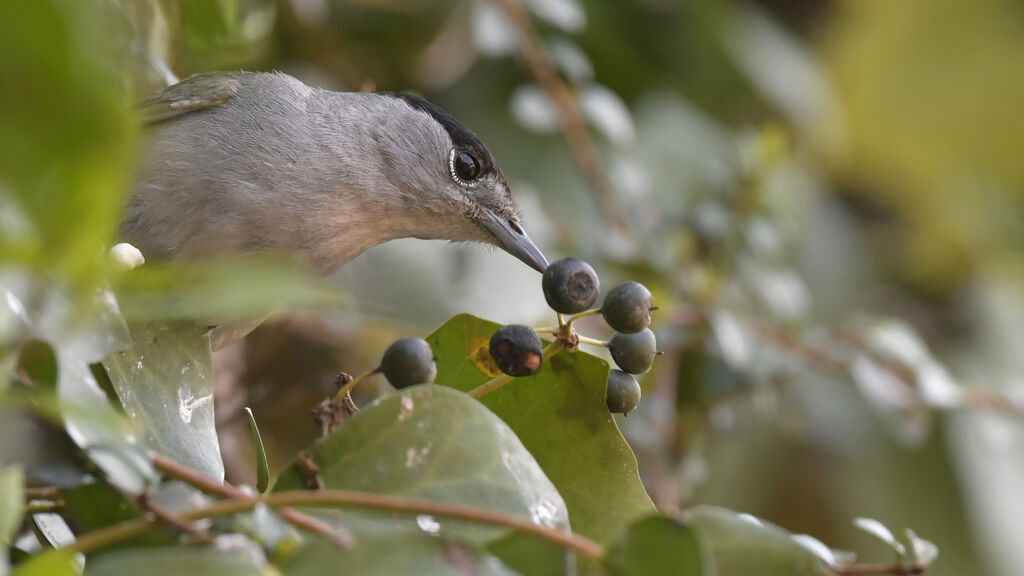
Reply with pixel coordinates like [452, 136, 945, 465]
[385, 93, 549, 273]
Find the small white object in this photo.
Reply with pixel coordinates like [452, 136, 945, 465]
[110, 242, 145, 270]
[853, 517, 905, 555]
[792, 534, 837, 567]
[523, 0, 585, 32]
[579, 84, 635, 145]
[905, 529, 939, 566]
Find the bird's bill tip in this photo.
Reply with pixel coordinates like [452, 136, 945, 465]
[482, 211, 549, 273]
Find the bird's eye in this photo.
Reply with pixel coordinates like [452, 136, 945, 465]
[451, 149, 481, 184]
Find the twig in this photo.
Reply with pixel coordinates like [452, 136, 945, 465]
[24, 487, 61, 501]
[834, 563, 925, 575]
[468, 340, 564, 398]
[150, 452, 351, 547]
[137, 493, 210, 543]
[69, 488, 603, 560]
[494, 0, 632, 235]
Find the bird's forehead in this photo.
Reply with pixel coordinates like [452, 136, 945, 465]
[384, 92, 497, 174]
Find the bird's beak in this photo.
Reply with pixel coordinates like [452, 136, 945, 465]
[482, 210, 549, 273]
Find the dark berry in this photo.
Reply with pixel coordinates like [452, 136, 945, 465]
[379, 338, 436, 389]
[606, 370, 641, 414]
[489, 325, 544, 377]
[542, 258, 599, 314]
[601, 281, 654, 334]
[608, 328, 658, 374]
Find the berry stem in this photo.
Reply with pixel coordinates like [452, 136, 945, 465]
[565, 308, 602, 329]
[577, 335, 609, 348]
[534, 327, 560, 335]
[331, 369, 378, 405]
[468, 340, 565, 398]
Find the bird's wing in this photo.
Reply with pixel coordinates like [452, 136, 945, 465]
[139, 72, 242, 124]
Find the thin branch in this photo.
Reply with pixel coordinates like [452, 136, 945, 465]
[694, 304, 1024, 419]
[69, 488, 603, 560]
[137, 493, 210, 543]
[150, 452, 352, 547]
[493, 0, 632, 235]
[834, 563, 926, 576]
[24, 487, 61, 501]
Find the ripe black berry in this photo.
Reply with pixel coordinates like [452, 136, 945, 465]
[601, 281, 654, 334]
[489, 325, 544, 377]
[606, 370, 641, 415]
[379, 338, 436, 389]
[542, 258, 599, 314]
[608, 328, 658, 374]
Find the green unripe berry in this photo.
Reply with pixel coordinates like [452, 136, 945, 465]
[608, 328, 658, 374]
[489, 324, 544, 377]
[542, 258, 599, 314]
[379, 338, 436, 389]
[601, 281, 654, 334]
[606, 370, 641, 415]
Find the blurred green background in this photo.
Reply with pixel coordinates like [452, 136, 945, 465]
[4, 1, 1024, 574]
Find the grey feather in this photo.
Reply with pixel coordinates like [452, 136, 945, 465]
[124, 71, 547, 347]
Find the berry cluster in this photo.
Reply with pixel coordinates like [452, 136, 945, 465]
[326, 258, 659, 420]
[488, 258, 659, 415]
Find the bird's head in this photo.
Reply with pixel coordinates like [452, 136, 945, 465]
[361, 92, 549, 273]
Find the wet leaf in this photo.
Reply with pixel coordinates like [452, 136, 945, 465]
[275, 385, 569, 544]
[688, 506, 829, 576]
[102, 323, 223, 482]
[2, 273, 154, 494]
[426, 314, 655, 544]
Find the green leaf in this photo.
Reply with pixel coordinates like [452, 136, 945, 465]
[244, 407, 269, 493]
[29, 510, 84, 573]
[426, 314, 655, 543]
[486, 531, 574, 576]
[279, 534, 519, 576]
[603, 515, 705, 576]
[112, 259, 345, 324]
[687, 506, 829, 576]
[59, 483, 139, 535]
[0, 0, 136, 286]
[11, 550, 79, 576]
[83, 547, 264, 576]
[2, 273, 154, 494]
[274, 385, 569, 544]
[1, 467, 24, 572]
[102, 323, 223, 482]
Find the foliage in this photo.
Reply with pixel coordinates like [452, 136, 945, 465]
[2, 0, 1018, 575]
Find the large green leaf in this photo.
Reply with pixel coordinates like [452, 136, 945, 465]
[83, 547, 263, 576]
[426, 314, 655, 544]
[0, 0, 136, 285]
[687, 506, 828, 576]
[2, 273, 154, 494]
[603, 515, 705, 576]
[102, 323, 223, 481]
[279, 534, 519, 576]
[275, 385, 569, 544]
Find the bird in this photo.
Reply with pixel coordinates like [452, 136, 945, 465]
[122, 71, 549, 345]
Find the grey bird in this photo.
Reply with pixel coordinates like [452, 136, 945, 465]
[123, 71, 548, 344]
